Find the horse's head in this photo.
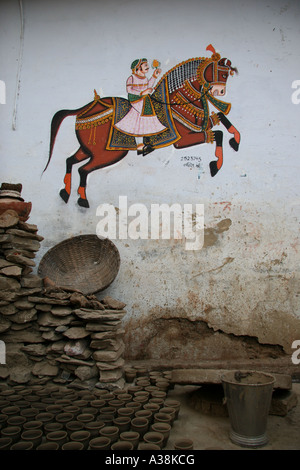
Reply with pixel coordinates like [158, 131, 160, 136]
[197, 45, 238, 97]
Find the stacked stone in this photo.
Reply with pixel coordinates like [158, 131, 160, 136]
[0, 209, 44, 384]
[0, 209, 127, 390]
[27, 291, 127, 390]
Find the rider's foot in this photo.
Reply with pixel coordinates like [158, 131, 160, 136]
[137, 144, 154, 156]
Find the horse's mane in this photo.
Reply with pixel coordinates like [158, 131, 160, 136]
[155, 57, 204, 94]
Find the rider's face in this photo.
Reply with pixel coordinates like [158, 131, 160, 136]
[139, 62, 149, 74]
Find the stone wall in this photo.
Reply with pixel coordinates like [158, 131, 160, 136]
[0, 209, 126, 390]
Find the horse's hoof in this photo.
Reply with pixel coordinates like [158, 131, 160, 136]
[59, 188, 70, 203]
[229, 137, 239, 152]
[77, 197, 90, 208]
[209, 161, 219, 177]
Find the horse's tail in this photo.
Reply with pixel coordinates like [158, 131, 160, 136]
[43, 103, 92, 173]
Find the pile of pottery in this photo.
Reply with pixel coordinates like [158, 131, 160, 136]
[0, 186, 127, 390]
[0, 368, 181, 450]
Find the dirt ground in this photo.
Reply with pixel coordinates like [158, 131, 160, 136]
[163, 383, 300, 451]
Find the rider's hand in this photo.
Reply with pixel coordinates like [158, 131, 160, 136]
[141, 88, 153, 95]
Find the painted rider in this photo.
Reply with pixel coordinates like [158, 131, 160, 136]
[114, 58, 167, 156]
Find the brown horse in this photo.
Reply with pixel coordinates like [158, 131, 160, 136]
[45, 45, 240, 208]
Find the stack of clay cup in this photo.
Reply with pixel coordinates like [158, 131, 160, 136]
[0, 368, 183, 450]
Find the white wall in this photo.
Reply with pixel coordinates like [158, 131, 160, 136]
[1, 0, 299, 358]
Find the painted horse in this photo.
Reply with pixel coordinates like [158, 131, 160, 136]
[45, 45, 240, 208]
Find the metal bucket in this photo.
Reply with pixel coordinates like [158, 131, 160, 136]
[222, 370, 275, 448]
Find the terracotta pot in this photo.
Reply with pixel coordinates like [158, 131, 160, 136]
[41, 398, 55, 405]
[126, 401, 142, 412]
[149, 398, 164, 408]
[124, 369, 137, 383]
[73, 399, 88, 408]
[153, 412, 172, 426]
[69, 430, 91, 450]
[2, 405, 20, 416]
[46, 405, 63, 415]
[7, 416, 26, 429]
[0, 437, 12, 450]
[62, 441, 84, 450]
[160, 407, 176, 425]
[117, 407, 135, 419]
[12, 385, 25, 392]
[36, 442, 59, 450]
[134, 391, 150, 398]
[55, 412, 74, 426]
[76, 413, 94, 425]
[134, 366, 148, 377]
[164, 399, 181, 419]
[84, 420, 105, 438]
[24, 396, 38, 403]
[0, 400, 9, 411]
[23, 420, 43, 431]
[113, 416, 131, 433]
[81, 407, 98, 416]
[98, 413, 114, 426]
[143, 403, 160, 416]
[14, 400, 30, 410]
[145, 386, 159, 395]
[21, 429, 43, 449]
[46, 430, 69, 448]
[32, 402, 47, 411]
[64, 405, 80, 417]
[77, 392, 94, 401]
[0, 390, 15, 398]
[44, 422, 64, 433]
[93, 389, 110, 398]
[20, 408, 39, 420]
[136, 379, 150, 387]
[119, 431, 140, 450]
[0, 414, 8, 427]
[66, 420, 84, 434]
[90, 399, 105, 410]
[99, 393, 115, 402]
[10, 440, 34, 450]
[174, 438, 194, 450]
[133, 396, 149, 405]
[143, 431, 164, 449]
[151, 422, 171, 447]
[111, 440, 134, 450]
[108, 399, 125, 410]
[1, 426, 22, 444]
[100, 426, 119, 444]
[117, 393, 132, 403]
[89, 436, 111, 450]
[151, 390, 167, 399]
[7, 395, 22, 404]
[101, 405, 116, 416]
[17, 389, 32, 397]
[130, 417, 149, 438]
[55, 399, 72, 406]
[138, 442, 161, 450]
[127, 385, 142, 396]
[36, 412, 54, 426]
[135, 409, 153, 424]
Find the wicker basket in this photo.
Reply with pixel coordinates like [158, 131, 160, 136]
[38, 235, 120, 295]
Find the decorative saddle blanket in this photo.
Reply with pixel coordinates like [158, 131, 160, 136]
[107, 78, 181, 151]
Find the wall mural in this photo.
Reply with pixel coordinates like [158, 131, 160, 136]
[44, 45, 240, 208]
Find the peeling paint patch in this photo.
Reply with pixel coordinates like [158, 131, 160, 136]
[123, 314, 286, 362]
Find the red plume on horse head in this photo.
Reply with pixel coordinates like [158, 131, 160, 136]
[206, 44, 238, 76]
[206, 44, 216, 55]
